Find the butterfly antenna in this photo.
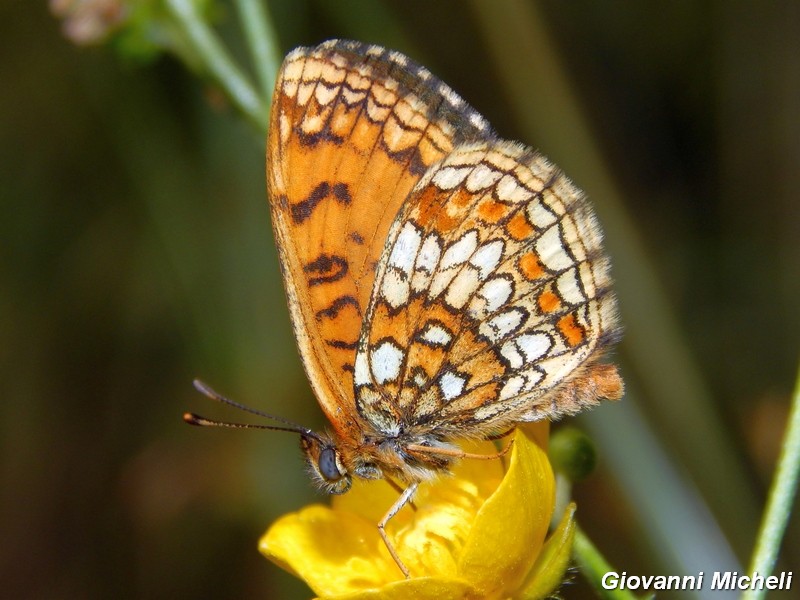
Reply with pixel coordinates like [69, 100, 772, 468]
[182, 412, 308, 434]
[186, 379, 322, 441]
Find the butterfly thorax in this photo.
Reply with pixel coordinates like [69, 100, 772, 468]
[301, 426, 458, 495]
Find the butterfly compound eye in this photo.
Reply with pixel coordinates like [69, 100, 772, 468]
[318, 446, 344, 481]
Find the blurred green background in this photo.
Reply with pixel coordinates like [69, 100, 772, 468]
[2, 1, 798, 598]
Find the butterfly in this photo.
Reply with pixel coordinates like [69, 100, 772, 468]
[187, 39, 623, 577]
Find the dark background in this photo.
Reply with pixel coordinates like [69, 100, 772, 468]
[2, 1, 798, 598]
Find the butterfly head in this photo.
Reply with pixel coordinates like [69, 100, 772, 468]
[300, 433, 352, 494]
[301, 429, 392, 494]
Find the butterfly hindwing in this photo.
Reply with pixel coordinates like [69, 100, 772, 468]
[354, 141, 621, 436]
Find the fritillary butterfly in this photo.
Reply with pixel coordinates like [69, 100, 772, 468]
[189, 39, 623, 577]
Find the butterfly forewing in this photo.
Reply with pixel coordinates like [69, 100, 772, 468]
[267, 40, 492, 435]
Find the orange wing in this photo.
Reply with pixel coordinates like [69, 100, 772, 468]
[266, 40, 491, 436]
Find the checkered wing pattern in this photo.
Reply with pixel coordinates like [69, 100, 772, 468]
[353, 142, 621, 437]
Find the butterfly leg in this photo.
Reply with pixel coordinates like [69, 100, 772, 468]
[406, 439, 514, 461]
[378, 481, 418, 578]
[385, 476, 417, 511]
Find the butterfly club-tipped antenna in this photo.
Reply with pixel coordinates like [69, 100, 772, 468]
[185, 379, 323, 442]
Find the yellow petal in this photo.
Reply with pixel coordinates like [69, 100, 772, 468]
[259, 504, 397, 596]
[391, 437, 507, 578]
[260, 424, 554, 599]
[457, 423, 555, 598]
[322, 577, 474, 600]
[515, 502, 576, 600]
[332, 478, 412, 526]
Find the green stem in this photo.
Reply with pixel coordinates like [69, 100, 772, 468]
[164, 0, 267, 130]
[742, 362, 800, 600]
[233, 0, 281, 104]
[573, 525, 644, 600]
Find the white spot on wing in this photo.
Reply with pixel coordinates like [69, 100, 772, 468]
[469, 239, 504, 279]
[439, 371, 467, 402]
[556, 268, 585, 305]
[478, 308, 526, 343]
[516, 333, 552, 361]
[342, 87, 367, 105]
[416, 234, 441, 273]
[499, 375, 524, 400]
[380, 269, 409, 308]
[498, 369, 543, 401]
[301, 113, 324, 134]
[389, 222, 422, 274]
[370, 340, 404, 384]
[444, 266, 482, 309]
[366, 96, 391, 122]
[419, 323, 452, 347]
[412, 234, 442, 293]
[354, 351, 370, 386]
[470, 276, 513, 318]
[429, 269, 457, 299]
[432, 166, 471, 190]
[297, 82, 315, 105]
[440, 231, 478, 270]
[430, 230, 479, 300]
[283, 79, 299, 98]
[496, 174, 533, 203]
[314, 84, 337, 106]
[466, 163, 502, 192]
[536, 226, 573, 271]
[500, 341, 524, 368]
[523, 368, 544, 390]
[527, 200, 557, 229]
[283, 59, 304, 81]
[499, 334, 550, 369]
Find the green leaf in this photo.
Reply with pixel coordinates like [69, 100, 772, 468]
[516, 502, 576, 600]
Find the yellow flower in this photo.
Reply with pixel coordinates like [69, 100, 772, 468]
[260, 423, 576, 600]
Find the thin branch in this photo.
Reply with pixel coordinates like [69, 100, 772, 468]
[233, 0, 281, 104]
[165, 0, 267, 130]
[573, 525, 643, 600]
[743, 362, 800, 600]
